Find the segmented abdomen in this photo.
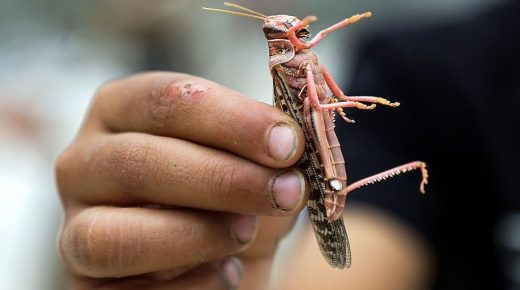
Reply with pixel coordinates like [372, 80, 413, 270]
[272, 67, 351, 268]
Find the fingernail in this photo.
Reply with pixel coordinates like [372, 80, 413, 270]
[271, 170, 305, 211]
[231, 214, 258, 244]
[267, 124, 297, 161]
[221, 257, 243, 289]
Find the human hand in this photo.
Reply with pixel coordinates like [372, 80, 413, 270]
[55, 72, 308, 290]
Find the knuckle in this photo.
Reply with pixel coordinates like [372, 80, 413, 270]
[54, 148, 69, 187]
[94, 78, 119, 102]
[146, 80, 178, 129]
[91, 79, 119, 113]
[54, 145, 77, 198]
[146, 77, 213, 129]
[60, 210, 131, 278]
[92, 135, 161, 193]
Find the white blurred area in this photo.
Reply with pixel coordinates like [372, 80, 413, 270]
[0, 0, 499, 289]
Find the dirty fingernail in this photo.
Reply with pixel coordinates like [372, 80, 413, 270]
[231, 214, 258, 244]
[221, 257, 243, 289]
[268, 124, 297, 161]
[272, 170, 305, 211]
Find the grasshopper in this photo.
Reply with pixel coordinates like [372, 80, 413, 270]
[204, 3, 429, 269]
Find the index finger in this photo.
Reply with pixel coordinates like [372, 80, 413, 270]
[88, 72, 305, 168]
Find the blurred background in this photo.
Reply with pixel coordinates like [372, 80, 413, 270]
[0, 0, 509, 289]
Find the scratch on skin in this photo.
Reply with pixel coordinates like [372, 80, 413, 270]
[178, 82, 209, 100]
[148, 80, 210, 128]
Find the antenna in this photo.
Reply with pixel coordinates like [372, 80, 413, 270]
[223, 2, 267, 18]
[203, 3, 266, 21]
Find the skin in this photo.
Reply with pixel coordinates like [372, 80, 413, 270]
[55, 72, 432, 290]
[55, 72, 308, 290]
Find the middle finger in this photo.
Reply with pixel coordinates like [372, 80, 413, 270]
[58, 132, 307, 216]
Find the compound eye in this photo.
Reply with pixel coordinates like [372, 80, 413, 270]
[297, 27, 311, 38]
[263, 26, 284, 35]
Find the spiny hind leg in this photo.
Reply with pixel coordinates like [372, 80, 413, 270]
[338, 161, 429, 195]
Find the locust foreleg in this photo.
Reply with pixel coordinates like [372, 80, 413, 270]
[288, 12, 373, 51]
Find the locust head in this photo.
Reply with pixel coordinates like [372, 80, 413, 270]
[202, 3, 314, 44]
[262, 15, 311, 41]
[202, 3, 315, 67]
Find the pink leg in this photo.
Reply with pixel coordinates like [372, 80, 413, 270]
[288, 12, 371, 50]
[326, 98, 376, 123]
[336, 107, 355, 123]
[341, 96, 400, 107]
[338, 161, 429, 195]
[305, 64, 375, 112]
[320, 101, 375, 110]
[303, 64, 338, 181]
[287, 16, 317, 50]
[306, 12, 372, 48]
[321, 66, 400, 107]
[321, 65, 346, 99]
[305, 63, 322, 109]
